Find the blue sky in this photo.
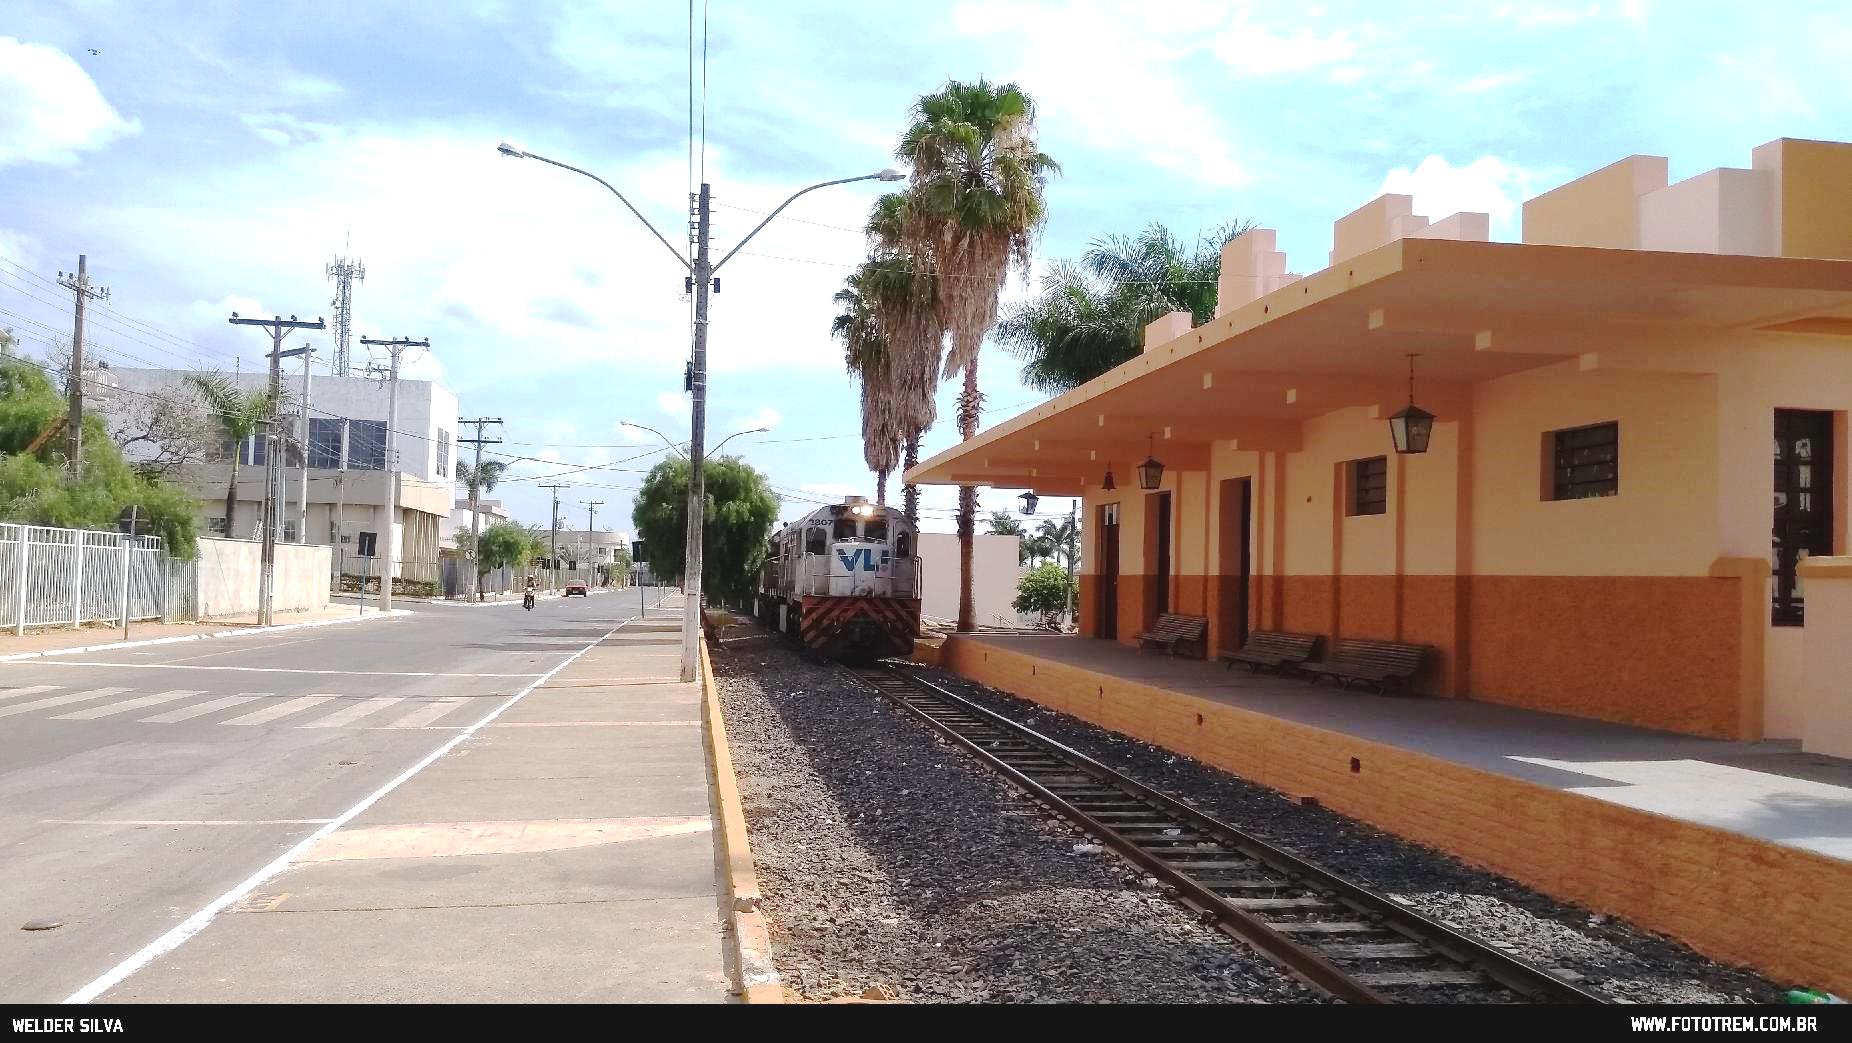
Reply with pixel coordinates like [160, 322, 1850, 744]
[3, 1, 1849, 536]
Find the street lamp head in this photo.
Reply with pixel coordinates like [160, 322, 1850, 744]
[496, 141, 527, 158]
[875, 168, 905, 182]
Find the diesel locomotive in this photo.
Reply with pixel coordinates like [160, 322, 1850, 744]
[755, 496, 921, 662]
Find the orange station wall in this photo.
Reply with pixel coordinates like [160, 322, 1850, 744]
[1079, 358, 1783, 738]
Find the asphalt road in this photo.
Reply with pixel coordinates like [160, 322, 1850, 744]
[0, 587, 670, 1003]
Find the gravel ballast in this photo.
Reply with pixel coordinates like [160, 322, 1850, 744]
[712, 635, 1322, 1004]
[915, 661, 1786, 1005]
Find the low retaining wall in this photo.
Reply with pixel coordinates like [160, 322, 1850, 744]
[195, 538, 332, 619]
[941, 636, 1851, 995]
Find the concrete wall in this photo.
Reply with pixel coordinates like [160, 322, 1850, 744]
[194, 537, 332, 619]
[918, 532, 1021, 625]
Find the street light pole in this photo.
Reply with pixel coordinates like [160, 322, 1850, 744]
[498, 141, 900, 683]
[230, 312, 325, 627]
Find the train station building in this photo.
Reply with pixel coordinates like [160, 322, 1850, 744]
[911, 136, 1852, 750]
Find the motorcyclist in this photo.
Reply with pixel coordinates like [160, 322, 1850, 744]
[523, 575, 537, 610]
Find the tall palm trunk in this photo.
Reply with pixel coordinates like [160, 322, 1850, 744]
[956, 360, 981, 632]
[903, 434, 920, 526]
[875, 469, 888, 506]
[225, 453, 239, 539]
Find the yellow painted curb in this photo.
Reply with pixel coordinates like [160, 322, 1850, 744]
[699, 636, 783, 1004]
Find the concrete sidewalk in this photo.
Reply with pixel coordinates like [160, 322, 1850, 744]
[0, 606, 391, 659]
[99, 597, 731, 1003]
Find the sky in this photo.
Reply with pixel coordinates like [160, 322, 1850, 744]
[3, 0, 1850, 537]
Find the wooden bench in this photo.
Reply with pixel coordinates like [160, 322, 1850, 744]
[1301, 638, 1429, 693]
[1219, 631, 1320, 673]
[1134, 613, 1207, 657]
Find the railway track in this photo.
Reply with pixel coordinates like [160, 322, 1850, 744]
[850, 663, 1607, 1005]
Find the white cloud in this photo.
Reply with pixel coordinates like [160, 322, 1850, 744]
[723, 407, 782, 436]
[1212, 19, 1357, 75]
[1453, 72, 1527, 93]
[951, 1, 1250, 187]
[0, 37, 140, 167]
[1376, 155, 1542, 237]
[656, 391, 689, 419]
[1496, 4, 1605, 27]
[799, 482, 860, 500]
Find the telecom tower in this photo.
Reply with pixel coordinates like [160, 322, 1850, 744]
[325, 254, 366, 376]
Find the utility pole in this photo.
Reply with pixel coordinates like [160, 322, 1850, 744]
[332, 419, 349, 577]
[683, 182, 713, 682]
[230, 312, 325, 627]
[583, 501, 603, 581]
[539, 483, 568, 591]
[57, 256, 110, 472]
[326, 253, 365, 377]
[359, 335, 428, 613]
[277, 345, 314, 544]
[459, 417, 503, 600]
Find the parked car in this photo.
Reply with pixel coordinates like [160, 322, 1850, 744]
[564, 581, 589, 597]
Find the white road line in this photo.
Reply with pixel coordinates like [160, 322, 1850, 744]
[0, 684, 60, 702]
[53, 690, 204, 721]
[300, 696, 402, 729]
[219, 695, 333, 726]
[385, 697, 469, 729]
[65, 607, 653, 1005]
[41, 819, 335, 826]
[29, 662, 542, 678]
[140, 694, 265, 724]
[0, 687, 130, 720]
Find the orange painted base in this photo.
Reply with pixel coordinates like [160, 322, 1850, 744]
[943, 637, 1852, 996]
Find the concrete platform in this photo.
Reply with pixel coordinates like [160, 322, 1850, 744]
[941, 633, 1852, 995]
[99, 598, 732, 1003]
[967, 634, 1852, 860]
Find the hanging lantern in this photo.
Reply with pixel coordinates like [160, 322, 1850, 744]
[1018, 490, 1039, 515]
[1388, 353, 1436, 455]
[1102, 467, 1116, 492]
[1136, 433, 1165, 491]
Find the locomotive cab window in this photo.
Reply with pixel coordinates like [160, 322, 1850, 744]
[863, 517, 887, 542]
[833, 516, 857, 541]
[895, 529, 912, 558]
[805, 527, 827, 555]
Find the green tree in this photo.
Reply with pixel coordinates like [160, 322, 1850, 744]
[184, 372, 285, 540]
[0, 355, 198, 557]
[1036, 514, 1079, 569]
[1013, 562, 1076, 625]
[896, 78, 1057, 633]
[996, 219, 1255, 394]
[862, 198, 942, 526]
[456, 458, 509, 597]
[985, 510, 1024, 536]
[477, 520, 539, 574]
[631, 455, 779, 603]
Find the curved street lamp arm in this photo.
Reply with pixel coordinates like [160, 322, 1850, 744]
[704, 426, 769, 460]
[712, 173, 887, 274]
[521, 151, 692, 273]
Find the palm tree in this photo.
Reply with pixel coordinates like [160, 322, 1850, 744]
[985, 510, 1024, 536]
[863, 193, 942, 526]
[833, 265, 904, 505]
[897, 79, 1057, 633]
[457, 458, 509, 598]
[996, 219, 1254, 394]
[1036, 515, 1078, 568]
[185, 373, 283, 540]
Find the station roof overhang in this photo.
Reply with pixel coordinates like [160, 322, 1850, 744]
[907, 237, 1852, 495]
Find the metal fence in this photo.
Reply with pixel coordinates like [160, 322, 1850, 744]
[0, 523, 168, 634]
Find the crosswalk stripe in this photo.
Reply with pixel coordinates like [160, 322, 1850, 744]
[54, 690, 205, 720]
[220, 695, 333, 726]
[140, 694, 266, 724]
[0, 685, 61, 703]
[0, 687, 130, 719]
[384, 697, 470, 729]
[300, 696, 402, 728]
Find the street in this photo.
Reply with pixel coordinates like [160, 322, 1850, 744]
[0, 588, 669, 1003]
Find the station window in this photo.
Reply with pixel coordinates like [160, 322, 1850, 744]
[1549, 422, 1619, 500]
[1347, 456, 1387, 516]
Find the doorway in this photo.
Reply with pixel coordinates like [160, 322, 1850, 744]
[1217, 477, 1252, 651]
[1153, 491, 1173, 617]
[1773, 409, 1835, 625]
[1097, 503, 1120, 639]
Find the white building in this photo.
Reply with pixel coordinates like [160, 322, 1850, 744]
[544, 528, 633, 571]
[440, 497, 513, 549]
[105, 367, 459, 582]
